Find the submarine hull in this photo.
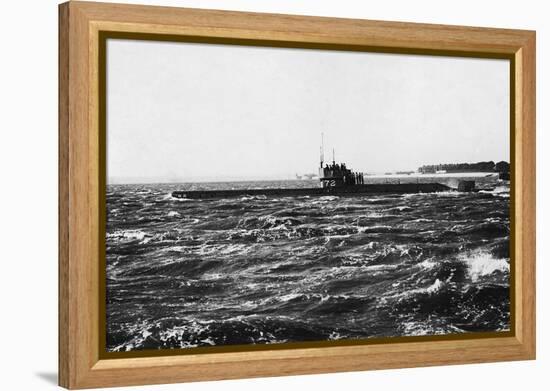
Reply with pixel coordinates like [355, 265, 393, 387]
[171, 183, 451, 200]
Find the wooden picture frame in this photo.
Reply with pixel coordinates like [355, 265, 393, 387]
[59, 1, 536, 389]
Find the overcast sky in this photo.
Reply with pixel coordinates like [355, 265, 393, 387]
[107, 39, 509, 184]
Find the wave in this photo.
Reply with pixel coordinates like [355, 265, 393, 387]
[383, 278, 446, 304]
[107, 229, 147, 242]
[358, 225, 409, 234]
[196, 243, 252, 256]
[400, 321, 466, 336]
[461, 251, 509, 282]
[240, 195, 268, 201]
[317, 196, 340, 201]
[479, 185, 510, 198]
[165, 192, 196, 201]
[409, 218, 432, 223]
[387, 206, 414, 212]
[462, 221, 509, 237]
[417, 258, 437, 270]
[107, 316, 356, 351]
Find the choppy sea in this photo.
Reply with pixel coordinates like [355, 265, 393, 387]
[106, 177, 510, 352]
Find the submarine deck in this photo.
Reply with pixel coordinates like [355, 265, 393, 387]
[171, 183, 451, 199]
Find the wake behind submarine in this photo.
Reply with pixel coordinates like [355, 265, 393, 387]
[171, 143, 473, 199]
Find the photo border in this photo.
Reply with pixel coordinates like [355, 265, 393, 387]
[97, 30, 516, 360]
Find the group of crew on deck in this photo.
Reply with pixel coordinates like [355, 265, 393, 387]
[322, 162, 365, 186]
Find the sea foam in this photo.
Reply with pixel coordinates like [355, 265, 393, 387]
[462, 251, 509, 282]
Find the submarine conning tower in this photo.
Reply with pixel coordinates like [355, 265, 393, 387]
[319, 161, 365, 188]
[319, 143, 365, 188]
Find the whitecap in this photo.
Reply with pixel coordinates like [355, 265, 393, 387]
[479, 186, 510, 198]
[462, 251, 509, 282]
[417, 259, 437, 270]
[380, 278, 445, 303]
[318, 196, 340, 201]
[357, 225, 393, 233]
[410, 218, 432, 223]
[196, 243, 251, 256]
[107, 229, 146, 242]
[328, 331, 345, 340]
[166, 193, 195, 201]
[434, 191, 462, 197]
[401, 321, 464, 336]
[278, 292, 304, 302]
[425, 278, 444, 294]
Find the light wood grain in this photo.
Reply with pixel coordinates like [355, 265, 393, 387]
[58, 3, 70, 387]
[59, 1, 536, 389]
[517, 35, 536, 352]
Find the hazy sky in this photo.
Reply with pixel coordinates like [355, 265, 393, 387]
[107, 39, 509, 184]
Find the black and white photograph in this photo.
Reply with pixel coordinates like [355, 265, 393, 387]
[105, 39, 511, 352]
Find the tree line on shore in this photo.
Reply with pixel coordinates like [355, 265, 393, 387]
[418, 161, 510, 174]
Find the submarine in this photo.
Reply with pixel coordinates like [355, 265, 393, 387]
[171, 145, 455, 200]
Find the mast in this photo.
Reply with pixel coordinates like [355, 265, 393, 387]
[332, 148, 335, 164]
[320, 132, 325, 168]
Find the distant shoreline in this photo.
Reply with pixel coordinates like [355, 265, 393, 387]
[366, 172, 499, 179]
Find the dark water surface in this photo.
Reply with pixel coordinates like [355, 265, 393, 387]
[106, 179, 510, 352]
